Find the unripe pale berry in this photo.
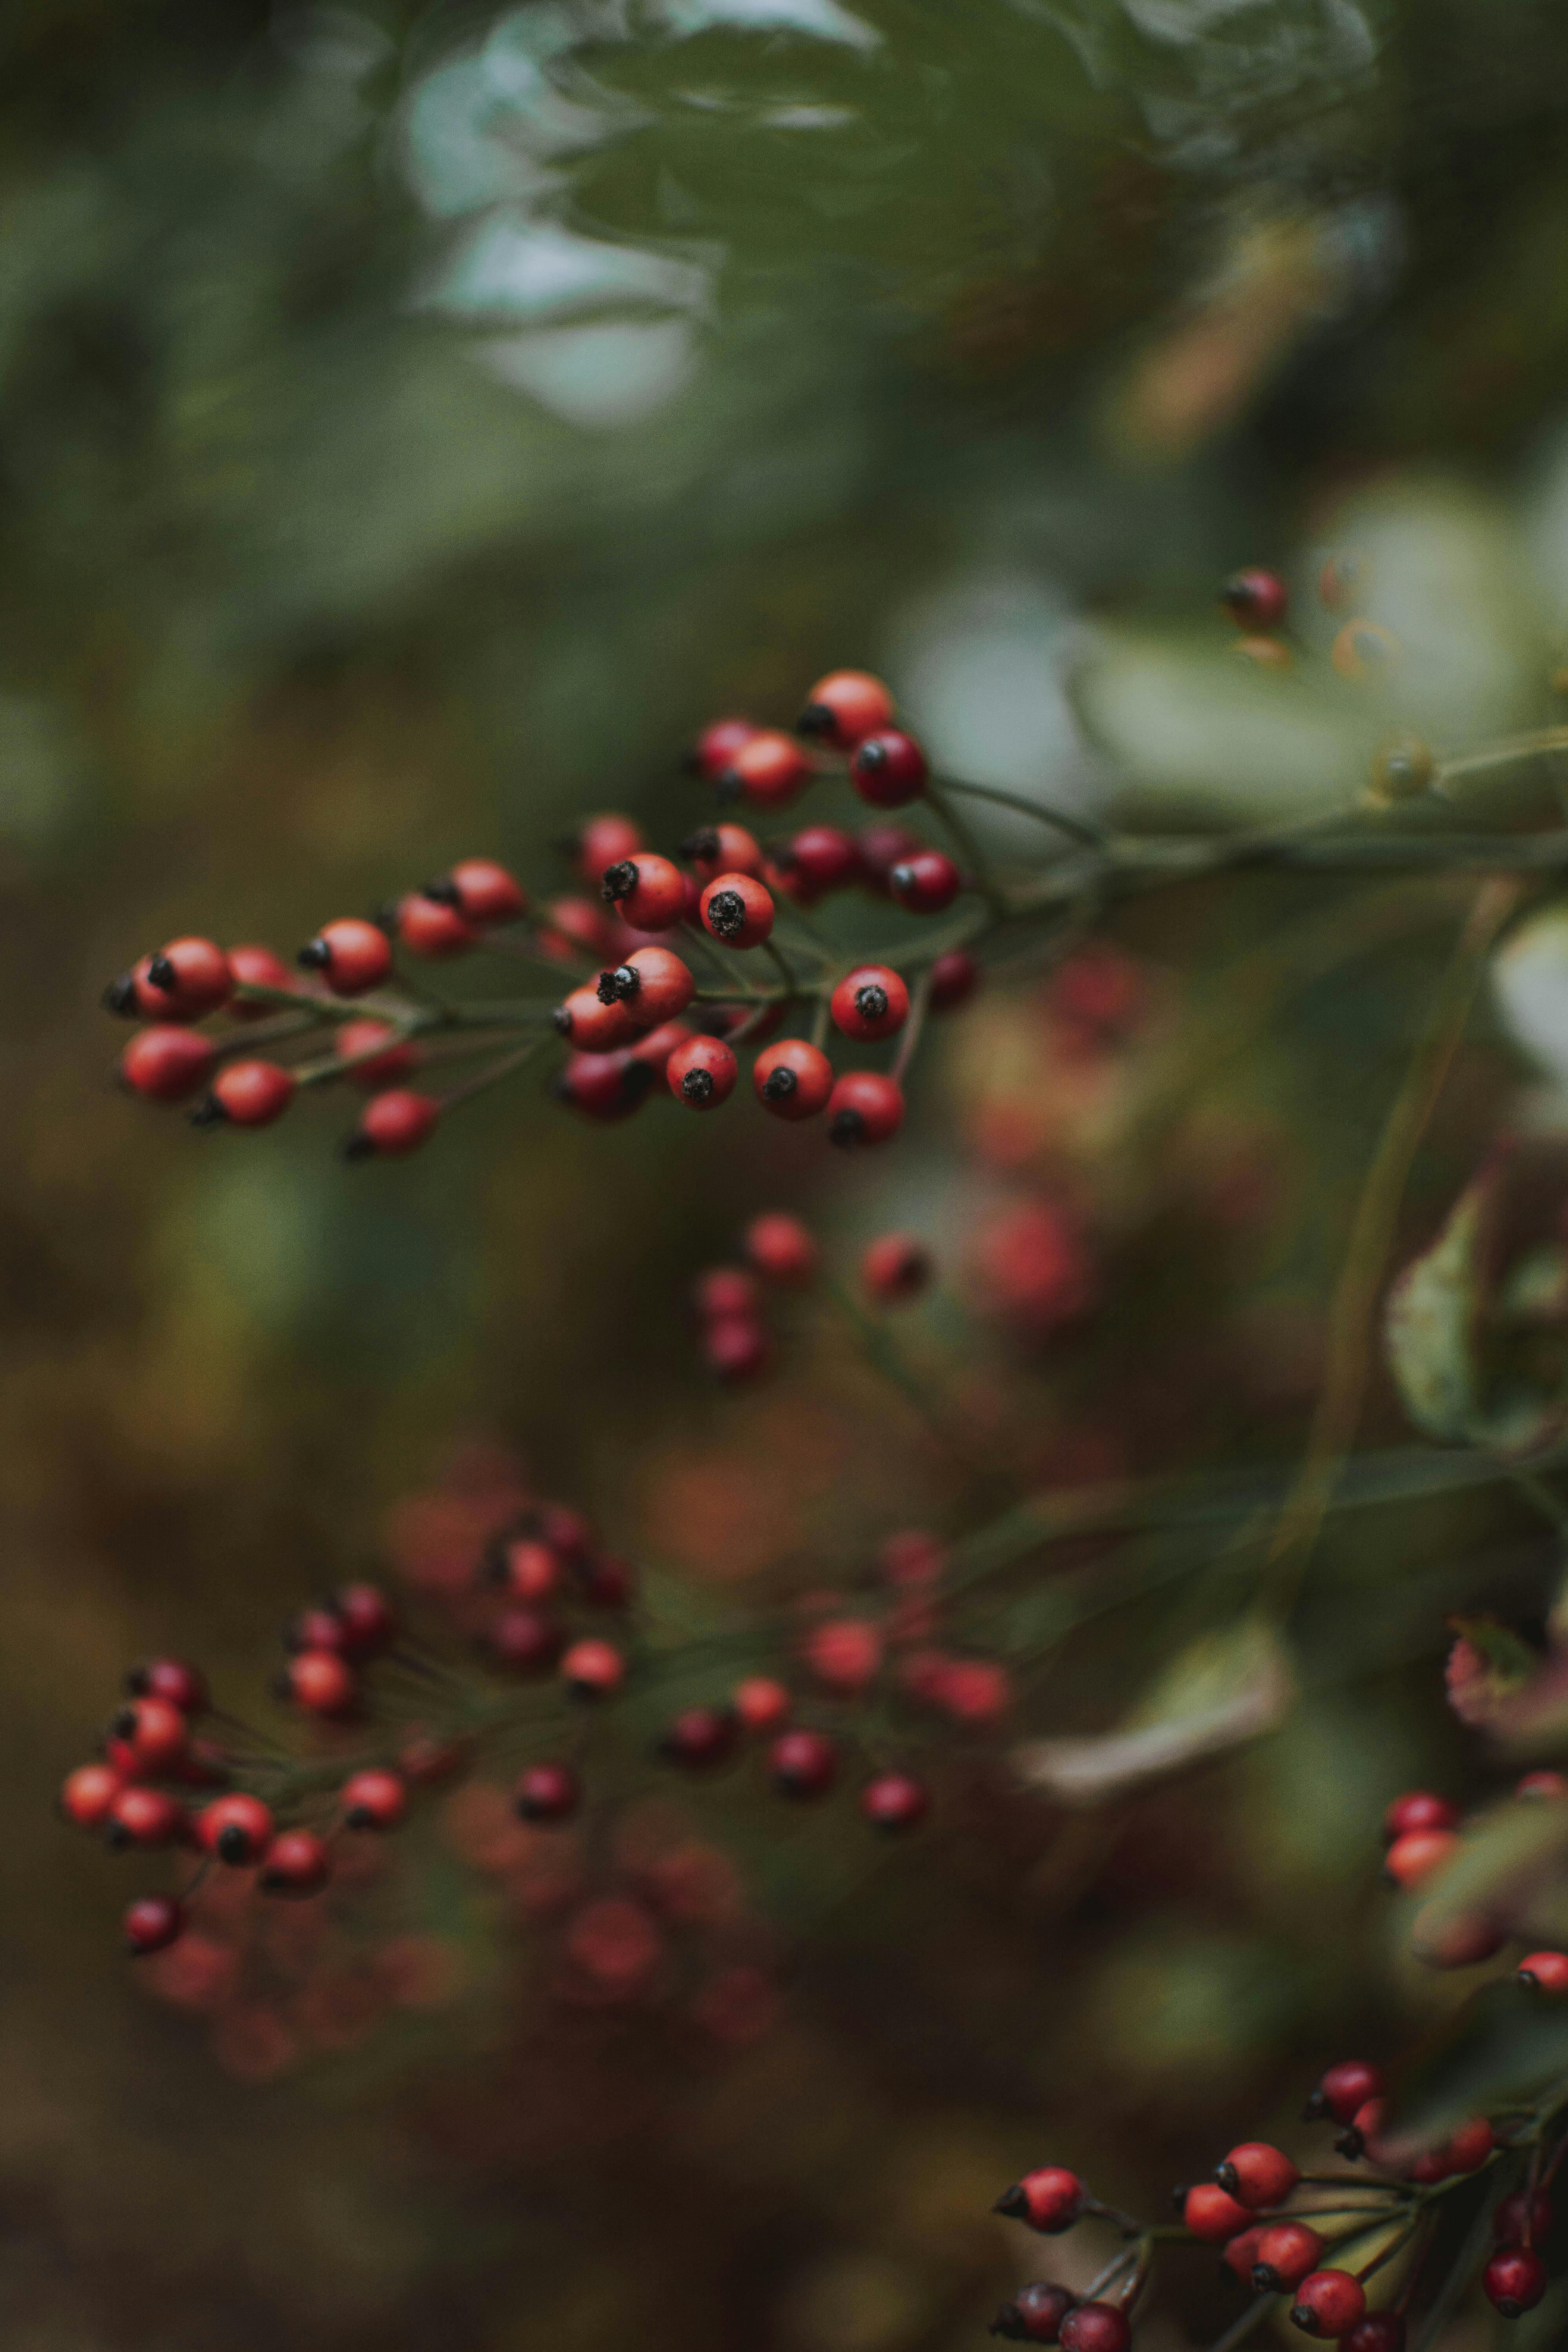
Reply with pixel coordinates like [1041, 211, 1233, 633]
[686, 719, 757, 781]
[1216, 2142, 1298, 2210]
[668, 1033, 737, 1110]
[831, 965, 909, 1041]
[124, 1894, 184, 1955]
[1290, 2271, 1365, 2337]
[754, 1038, 833, 1120]
[827, 1071, 904, 1148]
[769, 1728, 838, 1800]
[199, 1792, 274, 1864]
[260, 1828, 332, 1896]
[1484, 2246, 1546, 2318]
[1331, 620, 1401, 681]
[723, 730, 811, 809]
[601, 853, 686, 931]
[347, 1089, 441, 1160]
[744, 1211, 818, 1285]
[797, 670, 895, 750]
[397, 893, 477, 958]
[860, 1771, 929, 1832]
[701, 871, 774, 949]
[204, 1060, 296, 1128]
[862, 1232, 931, 1303]
[1221, 569, 1289, 630]
[851, 729, 927, 806]
[1368, 736, 1434, 802]
[341, 1768, 408, 1830]
[995, 2166, 1085, 2233]
[121, 1025, 217, 1103]
[889, 849, 960, 914]
[298, 916, 392, 996]
[514, 1760, 580, 1822]
[1318, 553, 1370, 612]
[1057, 2307, 1129, 2352]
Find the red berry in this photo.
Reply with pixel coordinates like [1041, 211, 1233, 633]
[142, 936, 233, 1018]
[1184, 2185, 1252, 2243]
[198, 1792, 274, 1864]
[1446, 2117, 1494, 2171]
[1217, 2143, 1298, 2210]
[555, 984, 639, 1053]
[996, 2167, 1084, 2233]
[1484, 2247, 1547, 2318]
[1383, 1828, 1457, 1889]
[687, 720, 757, 781]
[227, 943, 296, 1007]
[856, 822, 924, 894]
[105, 1785, 188, 1849]
[851, 729, 927, 806]
[397, 893, 477, 958]
[744, 1211, 818, 1285]
[1519, 1949, 1568, 1991]
[734, 1676, 792, 1733]
[831, 965, 909, 1041]
[1252, 2223, 1323, 2292]
[334, 1018, 417, 1087]
[260, 1828, 332, 1896]
[1221, 569, 1289, 630]
[989, 2281, 1075, 2343]
[124, 1894, 184, 1954]
[827, 1071, 904, 1149]
[659, 1706, 739, 1770]
[1495, 2190, 1553, 2243]
[754, 1038, 833, 1120]
[702, 1315, 770, 1381]
[889, 849, 960, 914]
[804, 1618, 882, 1695]
[604, 945, 695, 1028]
[859, 1771, 929, 1832]
[723, 730, 811, 809]
[561, 1637, 624, 1700]
[1223, 2227, 1267, 2285]
[574, 813, 645, 880]
[1383, 1790, 1459, 1840]
[668, 1033, 737, 1110]
[862, 1232, 931, 1303]
[514, 1760, 580, 1822]
[286, 1604, 348, 1655]
[1338, 2099, 1388, 2162]
[628, 1018, 692, 1073]
[777, 824, 860, 902]
[206, 1060, 296, 1127]
[538, 893, 619, 963]
[601, 852, 687, 931]
[694, 1266, 761, 1319]
[341, 1768, 408, 1830]
[499, 1536, 562, 1601]
[700, 871, 775, 950]
[769, 1728, 838, 1800]
[109, 1696, 190, 1777]
[332, 1583, 396, 1660]
[1340, 2322, 1404, 2352]
[1410, 1902, 1502, 1970]
[348, 1088, 440, 1160]
[798, 669, 895, 750]
[437, 858, 527, 926]
[60, 1762, 125, 1829]
[120, 1025, 217, 1103]
[1519, 1770, 1568, 1798]
[1057, 2307, 1129, 2352]
[124, 1657, 208, 1715]
[879, 1529, 944, 1587]
[682, 822, 764, 880]
[298, 916, 392, 996]
[283, 1649, 357, 1717]
[1290, 2273, 1366, 2338]
[555, 1049, 657, 1122]
[1305, 2061, 1385, 2126]
[929, 948, 980, 1012]
[489, 1606, 564, 1675]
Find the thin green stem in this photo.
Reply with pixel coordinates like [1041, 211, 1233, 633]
[922, 779, 1008, 914]
[935, 770, 1107, 848]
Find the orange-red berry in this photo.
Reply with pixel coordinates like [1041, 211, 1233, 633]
[797, 670, 895, 750]
[831, 965, 909, 1041]
[561, 1637, 624, 1699]
[723, 730, 811, 809]
[260, 1828, 332, 1896]
[601, 853, 686, 931]
[668, 1033, 737, 1110]
[121, 1025, 217, 1103]
[700, 871, 775, 949]
[341, 1768, 408, 1830]
[298, 916, 393, 996]
[347, 1089, 440, 1160]
[1216, 2142, 1298, 2210]
[1519, 1949, 1568, 1992]
[204, 1059, 297, 1127]
[124, 1895, 184, 1954]
[862, 1232, 931, 1303]
[851, 729, 927, 806]
[827, 1071, 904, 1148]
[198, 1792, 274, 1864]
[1184, 2184, 1252, 2243]
[996, 2167, 1085, 2234]
[1290, 2272, 1365, 2338]
[754, 1038, 833, 1120]
[744, 1211, 818, 1284]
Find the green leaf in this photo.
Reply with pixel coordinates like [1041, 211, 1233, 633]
[1392, 1977, 1568, 2148]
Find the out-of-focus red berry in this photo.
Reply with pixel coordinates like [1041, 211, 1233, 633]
[687, 720, 757, 782]
[60, 1762, 125, 1829]
[851, 729, 927, 806]
[733, 1676, 792, 1733]
[283, 1649, 357, 1718]
[1483, 2247, 1546, 2318]
[1519, 1949, 1568, 1991]
[997, 2166, 1086, 2233]
[121, 1025, 217, 1103]
[207, 1060, 296, 1127]
[298, 916, 392, 996]
[125, 1895, 185, 1954]
[827, 1071, 906, 1150]
[929, 948, 980, 1012]
[260, 1828, 332, 1896]
[797, 670, 895, 750]
[889, 849, 960, 913]
[862, 1232, 931, 1303]
[1383, 1827, 1458, 1889]
[1383, 1789, 1460, 1840]
[342, 1769, 408, 1830]
[1221, 569, 1289, 630]
[744, 1212, 818, 1285]
[488, 1606, 564, 1675]
[777, 824, 860, 902]
[561, 1638, 624, 1700]
[348, 1089, 441, 1160]
[723, 730, 811, 809]
[105, 1785, 188, 1849]
[198, 1792, 274, 1864]
[397, 893, 477, 958]
[702, 1316, 770, 1381]
[573, 813, 644, 882]
[803, 1618, 882, 1695]
[437, 859, 527, 926]
[859, 1771, 929, 1832]
[335, 1018, 416, 1087]
[515, 1760, 580, 1822]
[227, 943, 296, 1007]
[682, 822, 764, 880]
[769, 1728, 838, 1799]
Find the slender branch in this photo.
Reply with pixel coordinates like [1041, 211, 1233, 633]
[934, 771, 1107, 848]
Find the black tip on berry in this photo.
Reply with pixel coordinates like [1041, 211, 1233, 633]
[681, 1068, 715, 1104]
[125, 1664, 151, 1696]
[1291, 2307, 1312, 2331]
[370, 901, 399, 933]
[345, 1805, 372, 1830]
[993, 2186, 1028, 2220]
[595, 970, 620, 1005]
[420, 877, 461, 906]
[988, 2311, 1024, 2342]
[854, 739, 887, 772]
[111, 1708, 136, 1741]
[1302, 2091, 1328, 2122]
[146, 953, 176, 991]
[1497, 2299, 1524, 2320]
[762, 1066, 797, 1100]
[705, 889, 745, 940]
[1251, 2266, 1281, 2294]
[681, 828, 720, 862]
[714, 768, 742, 805]
[855, 983, 889, 1019]
[216, 1824, 251, 1864]
[103, 972, 138, 1016]
[612, 965, 638, 1000]
[1333, 2126, 1365, 2160]
[796, 701, 835, 740]
[1214, 2163, 1239, 2196]
[189, 1093, 227, 1128]
[552, 1004, 573, 1035]
[602, 861, 637, 902]
[104, 1820, 131, 1851]
[298, 938, 331, 971]
[342, 1132, 376, 1162]
[550, 1072, 573, 1102]
[829, 1110, 865, 1148]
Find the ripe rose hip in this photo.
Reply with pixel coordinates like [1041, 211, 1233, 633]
[431, 858, 527, 926]
[1057, 2307, 1129, 2352]
[120, 1025, 217, 1103]
[1290, 2272, 1366, 2338]
[1221, 568, 1289, 630]
[1252, 2223, 1323, 2292]
[857, 822, 923, 894]
[804, 1618, 882, 1695]
[601, 853, 686, 931]
[1383, 1828, 1458, 1890]
[862, 1232, 931, 1303]
[555, 1050, 657, 1122]
[198, 1791, 274, 1863]
[342, 1768, 408, 1830]
[1304, 2060, 1384, 2125]
[1223, 2226, 1266, 2285]
[777, 824, 860, 902]
[109, 1696, 190, 1777]
[202, 1060, 296, 1128]
[282, 1649, 357, 1717]
[889, 849, 960, 914]
[331, 1582, 396, 1660]
[989, 2281, 1075, 2343]
[831, 965, 909, 1041]
[660, 1706, 739, 1770]
[797, 670, 895, 750]
[227, 942, 296, 1005]
[60, 1762, 125, 1830]
[859, 1771, 929, 1832]
[1217, 2142, 1298, 2210]
[1484, 2246, 1546, 2318]
[851, 729, 927, 806]
[682, 823, 765, 881]
[143, 936, 234, 1018]
[347, 1089, 441, 1160]
[827, 1071, 904, 1149]
[555, 985, 639, 1054]
[490, 1604, 565, 1674]
[514, 1760, 580, 1822]
[701, 871, 775, 949]
[733, 1676, 792, 1733]
[668, 1033, 737, 1111]
[693, 1267, 760, 1321]
[1339, 2321, 1404, 2352]
[769, 1728, 837, 1800]
[562, 1637, 624, 1700]
[298, 916, 393, 996]
[1183, 2184, 1251, 2243]
[722, 730, 811, 809]
[1519, 1769, 1568, 1798]
[124, 1894, 184, 1955]
[260, 1828, 332, 1896]
[1382, 1789, 1459, 1840]
[929, 948, 980, 1012]
[1445, 2118, 1494, 2172]
[397, 893, 477, 958]
[335, 1018, 417, 1087]
[538, 893, 619, 964]
[105, 1786, 188, 1849]
[686, 719, 758, 782]
[1335, 2098, 1387, 2162]
[628, 1018, 692, 1075]
[601, 946, 695, 1028]
[573, 814, 644, 885]
[702, 1315, 770, 1381]
[754, 1038, 833, 1120]
[995, 2166, 1085, 2233]
[1520, 1949, 1568, 1991]
[497, 1535, 561, 1602]
[744, 1211, 818, 1285]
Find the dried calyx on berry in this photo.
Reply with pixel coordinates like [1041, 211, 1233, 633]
[597, 965, 639, 1005]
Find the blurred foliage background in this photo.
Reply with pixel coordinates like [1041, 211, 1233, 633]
[15, 0, 1568, 2345]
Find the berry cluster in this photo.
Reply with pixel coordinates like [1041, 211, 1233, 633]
[690, 1209, 933, 1381]
[989, 2051, 1563, 2347]
[1378, 1772, 1568, 1977]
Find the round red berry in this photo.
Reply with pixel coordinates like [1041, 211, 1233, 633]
[341, 1768, 408, 1830]
[851, 729, 927, 807]
[859, 1771, 929, 1832]
[702, 1315, 770, 1381]
[804, 1618, 882, 1695]
[1221, 569, 1289, 630]
[660, 1706, 739, 1770]
[989, 2281, 1074, 2343]
[348, 1088, 440, 1160]
[770, 1728, 838, 1800]
[827, 1071, 904, 1149]
[682, 823, 764, 880]
[1252, 2223, 1323, 2292]
[199, 1792, 274, 1864]
[862, 1232, 931, 1304]
[1305, 2060, 1385, 2126]
[700, 871, 774, 950]
[1521, 1949, 1568, 1991]
[601, 853, 686, 932]
[332, 1583, 396, 1660]
[889, 849, 960, 914]
[60, 1762, 125, 1829]
[744, 1211, 818, 1285]
[1184, 2184, 1251, 2243]
[754, 1038, 833, 1120]
[437, 858, 527, 926]
[606, 945, 695, 1027]
[227, 943, 296, 1006]
[335, 1018, 417, 1087]
[1485, 2247, 1547, 2318]
[831, 965, 909, 1041]
[1057, 2307, 1129, 2352]
[124, 1894, 184, 1955]
[929, 948, 980, 1012]
[397, 893, 477, 958]
[694, 1266, 760, 1320]
[797, 670, 895, 749]
[1223, 2227, 1266, 2285]
[778, 824, 860, 902]
[555, 1049, 657, 1121]
[688, 719, 757, 781]
[497, 1535, 561, 1601]
[1382, 1790, 1459, 1840]
[514, 1760, 580, 1822]
[298, 916, 392, 996]
[206, 1060, 296, 1128]
[120, 1025, 217, 1103]
[1383, 1828, 1458, 1889]
[1290, 2272, 1366, 2338]
[260, 1828, 332, 1896]
[668, 1033, 737, 1110]
[562, 1637, 624, 1700]
[723, 730, 811, 809]
[124, 1657, 208, 1715]
[109, 1696, 190, 1777]
[996, 2167, 1085, 2233]
[1446, 2117, 1494, 2172]
[106, 1785, 188, 1849]
[283, 1649, 357, 1717]
[574, 813, 644, 882]
[1518, 1770, 1568, 1798]
[489, 1606, 564, 1675]
[734, 1676, 792, 1733]
[555, 984, 639, 1054]
[143, 936, 234, 1018]
[856, 822, 923, 894]
[1217, 2143, 1298, 2210]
